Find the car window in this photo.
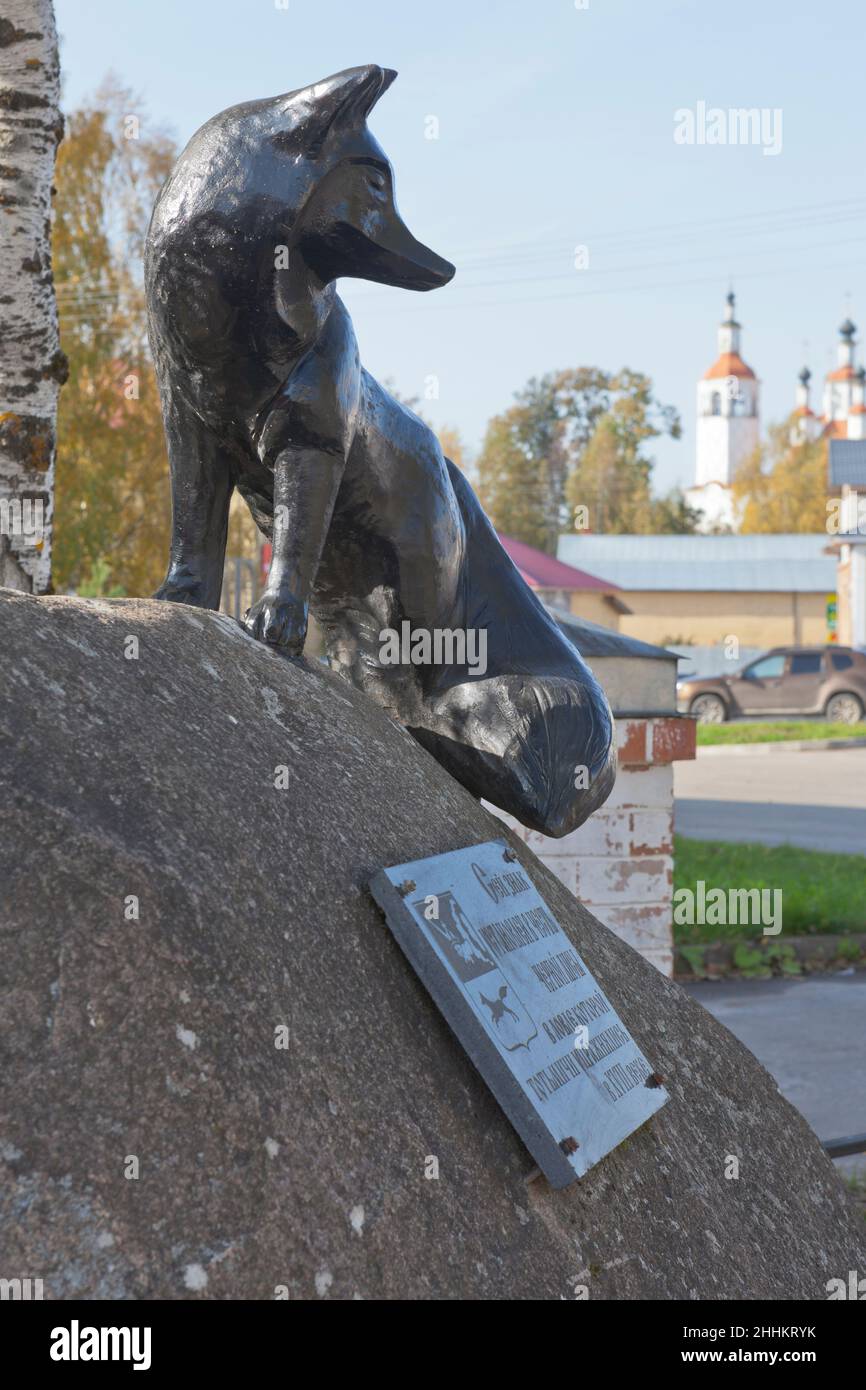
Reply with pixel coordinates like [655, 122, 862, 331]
[745, 655, 785, 680]
[831, 651, 854, 671]
[789, 652, 822, 675]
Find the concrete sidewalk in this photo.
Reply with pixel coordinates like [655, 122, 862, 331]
[686, 974, 866, 1176]
[675, 746, 866, 807]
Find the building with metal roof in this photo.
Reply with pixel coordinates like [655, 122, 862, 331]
[557, 534, 835, 592]
[828, 438, 866, 489]
[556, 534, 836, 647]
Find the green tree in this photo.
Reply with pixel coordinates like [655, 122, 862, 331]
[477, 367, 681, 548]
[566, 414, 652, 532]
[649, 487, 705, 534]
[52, 78, 176, 595]
[475, 408, 552, 549]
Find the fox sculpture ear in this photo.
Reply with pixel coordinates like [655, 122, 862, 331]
[277, 65, 397, 154]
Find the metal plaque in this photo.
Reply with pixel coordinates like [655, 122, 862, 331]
[370, 839, 668, 1188]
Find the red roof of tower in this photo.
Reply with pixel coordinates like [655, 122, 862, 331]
[703, 352, 756, 381]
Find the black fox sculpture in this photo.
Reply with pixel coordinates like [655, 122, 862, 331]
[145, 64, 615, 837]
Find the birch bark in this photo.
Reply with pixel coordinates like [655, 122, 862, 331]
[0, 0, 66, 592]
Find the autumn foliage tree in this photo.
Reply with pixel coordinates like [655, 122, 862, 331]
[732, 422, 829, 533]
[52, 79, 176, 595]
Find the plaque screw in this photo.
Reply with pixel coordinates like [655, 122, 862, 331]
[559, 1136, 579, 1155]
[503, 848, 517, 863]
[396, 879, 416, 898]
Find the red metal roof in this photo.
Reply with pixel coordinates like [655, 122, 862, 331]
[703, 351, 756, 381]
[498, 534, 619, 592]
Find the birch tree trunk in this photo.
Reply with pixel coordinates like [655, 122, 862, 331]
[0, 0, 66, 592]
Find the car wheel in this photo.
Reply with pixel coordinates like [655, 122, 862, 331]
[690, 693, 727, 724]
[825, 692, 864, 724]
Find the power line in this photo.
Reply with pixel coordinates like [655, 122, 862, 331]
[447, 196, 866, 264]
[52, 196, 866, 292]
[344, 256, 866, 316]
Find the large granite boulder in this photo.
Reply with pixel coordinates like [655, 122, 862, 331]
[0, 590, 862, 1299]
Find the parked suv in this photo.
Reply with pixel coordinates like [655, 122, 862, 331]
[676, 646, 866, 723]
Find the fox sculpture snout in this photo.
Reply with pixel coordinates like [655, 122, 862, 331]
[298, 157, 455, 292]
[145, 64, 616, 838]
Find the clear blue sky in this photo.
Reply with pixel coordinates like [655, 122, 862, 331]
[54, 0, 866, 494]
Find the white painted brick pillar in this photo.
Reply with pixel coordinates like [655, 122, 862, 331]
[488, 717, 696, 977]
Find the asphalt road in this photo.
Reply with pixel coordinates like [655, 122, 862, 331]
[686, 975, 866, 1176]
[675, 800, 866, 853]
[674, 748, 866, 855]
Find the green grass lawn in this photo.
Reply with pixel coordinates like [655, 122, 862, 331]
[697, 720, 866, 746]
[673, 836, 866, 942]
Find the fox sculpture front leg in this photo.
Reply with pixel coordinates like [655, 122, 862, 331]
[244, 444, 345, 653]
[241, 301, 358, 651]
